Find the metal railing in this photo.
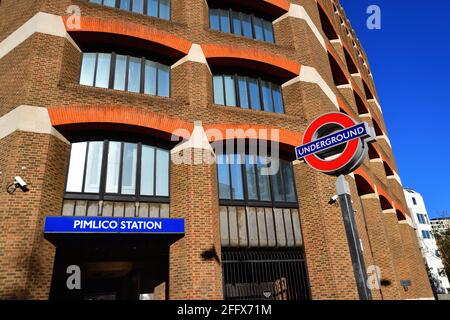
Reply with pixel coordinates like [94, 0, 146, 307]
[222, 249, 310, 300]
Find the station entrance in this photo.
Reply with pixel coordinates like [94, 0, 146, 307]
[48, 235, 174, 300]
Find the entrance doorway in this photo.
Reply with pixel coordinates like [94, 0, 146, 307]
[49, 235, 169, 300]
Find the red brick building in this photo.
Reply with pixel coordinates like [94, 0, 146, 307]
[0, 0, 433, 300]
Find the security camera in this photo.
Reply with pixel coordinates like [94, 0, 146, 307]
[328, 195, 339, 205]
[6, 176, 29, 194]
[14, 176, 29, 192]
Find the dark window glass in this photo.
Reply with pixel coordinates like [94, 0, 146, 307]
[220, 9, 231, 33]
[241, 13, 253, 38]
[263, 20, 274, 43]
[95, 53, 111, 88]
[210, 9, 220, 31]
[253, 17, 264, 41]
[248, 78, 261, 110]
[218, 154, 231, 199]
[65, 141, 170, 199]
[245, 155, 258, 200]
[213, 75, 283, 114]
[213, 76, 225, 105]
[238, 77, 249, 109]
[89, 0, 170, 20]
[272, 86, 284, 113]
[209, 8, 274, 43]
[217, 155, 297, 206]
[224, 75, 237, 106]
[80, 53, 169, 97]
[261, 80, 274, 112]
[232, 12, 242, 36]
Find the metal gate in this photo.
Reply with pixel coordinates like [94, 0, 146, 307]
[222, 249, 310, 300]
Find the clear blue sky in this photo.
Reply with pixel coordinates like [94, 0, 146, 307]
[339, 0, 450, 218]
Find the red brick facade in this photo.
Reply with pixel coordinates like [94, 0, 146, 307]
[0, 0, 433, 300]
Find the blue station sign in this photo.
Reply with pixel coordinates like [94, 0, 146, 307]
[295, 122, 369, 159]
[44, 216, 185, 234]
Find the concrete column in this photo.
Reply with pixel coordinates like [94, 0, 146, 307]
[168, 124, 223, 300]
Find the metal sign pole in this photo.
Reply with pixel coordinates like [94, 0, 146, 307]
[336, 175, 372, 300]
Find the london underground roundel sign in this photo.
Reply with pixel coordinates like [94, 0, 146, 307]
[295, 113, 376, 176]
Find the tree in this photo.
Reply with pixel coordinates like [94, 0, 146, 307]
[434, 228, 450, 279]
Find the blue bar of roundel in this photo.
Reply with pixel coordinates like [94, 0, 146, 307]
[44, 216, 185, 234]
[295, 123, 367, 159]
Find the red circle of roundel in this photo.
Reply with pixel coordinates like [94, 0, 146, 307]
[303, 113, 359, 173]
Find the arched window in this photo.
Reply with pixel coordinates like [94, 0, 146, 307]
[66, 140, 169, 198]
[89, 0, 171, 20]
[217, 154, 297, 206]
[209, 8, 275, 43]
[212, 74, 284, 113]
[79, 52, 170, 97]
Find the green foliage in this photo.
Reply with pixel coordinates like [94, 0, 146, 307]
[434, 229, 450, 278]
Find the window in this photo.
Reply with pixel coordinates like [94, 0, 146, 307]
[209, 8, 275, 43]
[213, 75, 284, 113]
[89, 0, 171, 20]
[80, 52, 170, 97]
[417, 214, 427, 225]
[421, 230, 431, 239]
[217, 154, 297, 206]
[65, 141, 170, 200]
[412, 197, 417, 205]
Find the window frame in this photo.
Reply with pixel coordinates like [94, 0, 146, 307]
[79, 52, 171, 97]
[208, 7, 275, 44]
[88, 0, 171, 21]
[212, 74, 285, 114]
[64, 139, 171, 204]
[217, 153, 298, 208]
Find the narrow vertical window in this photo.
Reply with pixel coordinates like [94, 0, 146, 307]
[218, 154, 231, 200]
[144, 60, 157, 95]
[95, 53, 111, 89]
[245, 155, 258, 200]
[140, 145, 155, 196]
[105, 141, 121, 193]
[220, 9, 231, 33]
[84, 142, 104, 193]
[224, 75, 237, 107]
[232, 12, 242, 36]
[113, 55, 127, 91]
[238, 77, 249, 109]
[159, 0, 171, 20]
[272, 86, 284, 113]
[270, 159, 285, 202]
[121, 143, 138, 195]
[132, 0, 144, 14]
[253, 17, 264, 41]
[210, 9, 220, 31]
[261, 80, 274, 112]
[282, 162, 296, 202]
[263, 20, 274, 43]
[213, 75, 225, 105]
[148, 0, 158, 17]
[248, 78, 261, 110]
[155, 149, 169, 196]
[257, 156, 271, 201]
[157, 64, 170, 97]
[241, 13, 253, 38]
[66, 142, 87, 192]
[120, 0, 131, 11]
[80, 53, 96, 86]
[230, 154, 244, 200]
[127, 57, 141, 93]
